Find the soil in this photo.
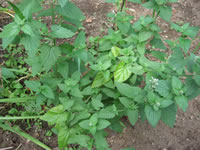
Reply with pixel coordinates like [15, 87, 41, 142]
[0, 0, 200, 150]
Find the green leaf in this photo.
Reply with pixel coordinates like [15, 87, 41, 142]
[131, 64, 144, 75]
[111, 46, 120, 57]
[139, 31, 152, 42]
[50, 25, 75, 38]
[114, 62, 132, 83]
[184, 26, 199, 38]
[98, 108, 115, 119]
[20, 35, 40, 56]
[58, 0, 68, 7]
[25, 56, 42, 76]
[194, 74, 200, 86]
[159, 6, 172, 22]
[7, 1, 24, 20]
[40, 85, 55, 99]
[92, 94, 104, 110]
[172, 76, 183, 90]
[175, 96, 188, 112]
[161, 104, 177, 128]
[128, 0, 142, 4]
[122, 148, 135, 150]
[79, 120, 90, 130]
[0, 23, 20, 38]
[150, 37, 166, 50]
[127, 109, 138, 126]
[119, 97, 132, 108]
[115, 82, 141, 99]
[160, 100, 173, 108]
[155, 80, 171, 98]
[19, 0, 42, 19]
[57, 61, 69, 79]
[169, 48, 185, 71]
[40, 105, 69, 125]
[1, 67, 15, 79]
[92, 71, 110, 88]
[145, 105, 161, 127]
[94, 131, 109, 150]
[179, 37, 191, 53]
[59, 97, 75, 110]
[55, 1, 85, 21]
[24, 80, 41, 93]
[40, 46, 60, 72]
[21, 24, 34, 36]
[151, 51, 167, 61]
[68, 135, 90, 148]
[58, 126, 70, 149]
[97, 119, 111, 130]
[185, 77, 200, 99]
[142, 1, 156, 9]
[74, 31, 86, 47]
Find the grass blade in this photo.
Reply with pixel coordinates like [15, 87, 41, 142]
[0, 116, 40, 120]
[0, 123, 51, 150]
[0, 97, 36, 103]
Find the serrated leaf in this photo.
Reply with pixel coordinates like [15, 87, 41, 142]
[115, 82, 141, 99]
[19, 0, 42, 19]
[139, 31, 152, 42]
[1, 67, 15, 79]
[20, 35, 40, 56]
[55, 1, 85, 21]
[169, 48, 185, 71]
[150, 37, 166, 50]
[57, 61, 69, 79]
[68, 135, 90, 148]
[111, 46, 120, 57]
[58, 126, 70, 149]
[119, 97, 132, 108]
[40, 105, 69, 125]
[160, 100, 173, 108]
[92, 71, 110, 88]
[58, 0, 68, 7]
[98, 108, 115, 119]
[128, 0, 142, 4]
[159, 6, 172, 22]
[24, 80, 41, 93]
[92, 94, 104, 110]
[184, 26, 199, 38]
[94, 131, 109, 150]
[179, 37, 191, 53]
[59, 97, 75, 110]
[194, 74, 200, 86]
[127, 109, 138, 126]
[172, 76, 183, 90]
[131, 64, 144, 75]
[7, 1, 24, 20]
[175, 96, 188, 112]
[40, 46, 60, 72]
[114, 62, 131, 83]
[145, 105, 161, 127]
[142, 1, 156, 9]
[74, 31, 86, 47]
[40, 85, 54, 99]
[155, 80, 171, 98]
[50, 25, 75, 39]
[21, 24, 34, 36]
[97, 119, 110, 130]
[161, 104, 177, 127]
[0, 23, 20, 38]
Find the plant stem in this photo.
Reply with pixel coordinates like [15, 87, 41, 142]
[0, 116, 41, 120]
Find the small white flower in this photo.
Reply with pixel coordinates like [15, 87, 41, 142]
[149, 77, 159, 89]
